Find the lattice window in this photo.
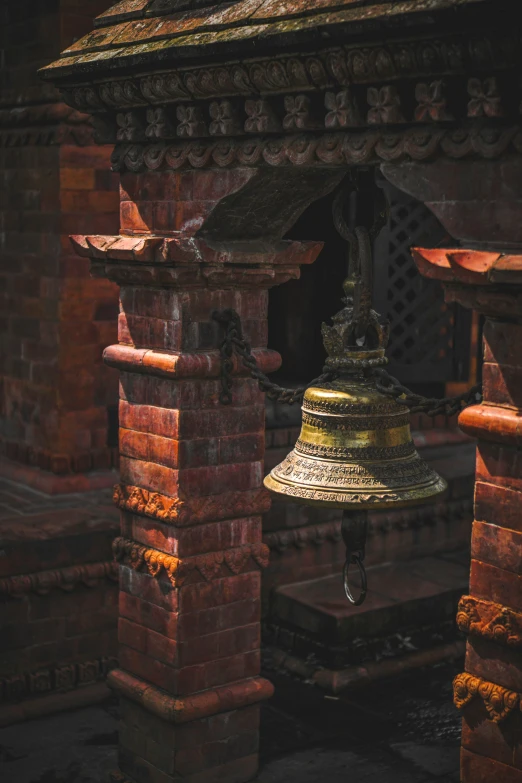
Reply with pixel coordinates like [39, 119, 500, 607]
[373, 183, 471, 385]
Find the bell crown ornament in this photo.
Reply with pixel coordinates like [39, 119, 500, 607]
[263, 204, 447, 511]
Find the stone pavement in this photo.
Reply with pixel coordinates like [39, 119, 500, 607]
[0, 659, 462, 783]
[0, 477, 117, 521]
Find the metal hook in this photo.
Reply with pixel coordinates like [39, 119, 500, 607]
[341, 510, 369, 606]
[343, 553, 368, 606]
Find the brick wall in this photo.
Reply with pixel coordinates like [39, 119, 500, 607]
[0, 503, 119, 718]
[0, 0, 120, 477]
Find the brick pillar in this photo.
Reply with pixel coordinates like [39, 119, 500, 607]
[0, 0, 120, 493]
[412, 248, 522, 783]
[72, 167, 325, 783]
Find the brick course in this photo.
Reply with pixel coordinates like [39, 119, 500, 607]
[414, 249, 522, 781]
[65, 164, 323, 781]
[0, 1, 120, 482]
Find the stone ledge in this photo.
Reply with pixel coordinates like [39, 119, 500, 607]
[103, 344, 281, 380]
[0, 561, 118, 598]
[266, 640, 465, 695]
[0, 657, 117, 711]
[0, 681, 112, 728]
[267, 551, 469, 669]
[108, 668, 273, 724]
[0, 506, 119, 579]
[0, 457, 119, 495]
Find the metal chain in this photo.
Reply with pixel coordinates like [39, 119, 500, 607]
[373, 368, 482, 417]
[213, 309, 482, 416]
[213, 309, 337, 405]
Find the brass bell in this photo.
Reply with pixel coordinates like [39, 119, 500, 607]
[263, 377, 446, 510]
[264, 224, 446, 604]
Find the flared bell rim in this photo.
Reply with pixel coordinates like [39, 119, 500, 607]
[264, 447, 447, 510]
[264, 470, 447, 510]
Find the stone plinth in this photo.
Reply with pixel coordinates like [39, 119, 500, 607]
[413, 248, 522, 783]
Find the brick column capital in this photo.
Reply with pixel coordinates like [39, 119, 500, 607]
[411, 247, 522, 318]
[70, 233, 322, 291]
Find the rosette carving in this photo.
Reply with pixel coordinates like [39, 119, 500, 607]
[457, 596, 522, 648]
[453, 673, 519, 723]
[112, 537, 269, 585]
[113, 483, 184, 522]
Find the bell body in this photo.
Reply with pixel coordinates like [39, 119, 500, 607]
[264, 376, 447, 510]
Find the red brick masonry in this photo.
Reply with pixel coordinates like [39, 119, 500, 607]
[413, 248, 522, 783]
[0, 480, 119, 723]
[71, 168, 324, 783]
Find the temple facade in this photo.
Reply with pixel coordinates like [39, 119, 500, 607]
[1, 0, 521, 781]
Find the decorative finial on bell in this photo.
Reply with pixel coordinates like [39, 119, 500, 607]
[263, 224, 446, 511]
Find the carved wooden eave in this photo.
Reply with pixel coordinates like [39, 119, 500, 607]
[41, 0, 494, 78]
[411, 247, 522, 316]
[40, 0, 521, 172]
[0, 102, 94, 148]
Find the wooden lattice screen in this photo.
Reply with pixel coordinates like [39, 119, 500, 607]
[373, 183, 472, 385]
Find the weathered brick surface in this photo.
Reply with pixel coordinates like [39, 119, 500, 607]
[120, 513, 262, 557]
[407, 259, 522, 782]
[475, 441, 522, 493]
[475, 481, 522, 532]
[465, 635, 522, 692]
[70, 163, 323, 783]
[471, 520, 522, 575]
[118, 692, 260, 780]
[462, 704, 522, 769]
[470, 559, 522, 613]
[461, 748, 522, 782]
[0, 1, 120, 480]
[0, 481, 119, 709]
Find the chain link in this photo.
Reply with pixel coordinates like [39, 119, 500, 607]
[213, 309, 337, 405]
[213, 309, 482, 416]
[373, 368, 482, 417]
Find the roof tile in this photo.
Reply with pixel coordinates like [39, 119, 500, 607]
[42, 0, 487, 79]
[95, 0, 153, 28]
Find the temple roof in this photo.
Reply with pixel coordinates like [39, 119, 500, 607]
[41, 0, 488, 81]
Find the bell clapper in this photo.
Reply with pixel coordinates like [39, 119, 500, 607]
[341, 510, 368, 606]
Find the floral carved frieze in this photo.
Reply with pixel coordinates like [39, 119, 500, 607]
[110, 125, 522, 173]
[61, 33, 521, 170]
[453, 673, 520, 724]
[62, 32, 518, 113]
[0, 101, 93, 147]
[0, 561, 118, 598]
[457, 596, 522, 648]
[265, 498, 471, 553]
[80, 77, 518, 149]
[112, 536, 269, 585]
[114, 483, 184, 523]
[114, 483, 271, 526]
[265, 522, 342, 553]
[0, 657, 118, 704]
